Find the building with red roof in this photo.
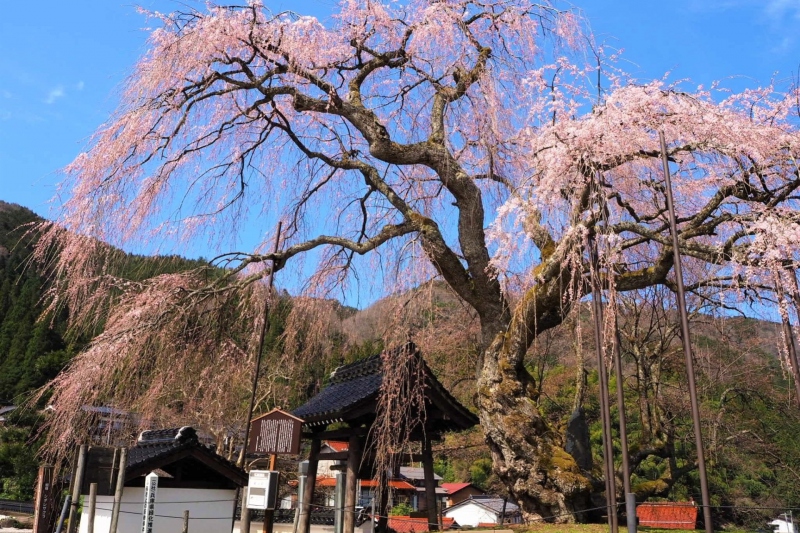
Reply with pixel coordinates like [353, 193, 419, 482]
[440, 483, 485, 508]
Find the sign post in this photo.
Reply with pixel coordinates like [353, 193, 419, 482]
[247, 409, 303, 456]
[141, 472, 158, 533]
[246, 409, 303, 533]
[33, 465, 57, 533]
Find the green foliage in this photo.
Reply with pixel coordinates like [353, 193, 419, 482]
[389, 502, 414, 516]
[0, 418, 41, 501]
[434, 457, 456, 483]
[468, 457, 493, 490]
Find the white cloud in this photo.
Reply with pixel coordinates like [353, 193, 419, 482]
[75, 81, 85, 91]
[44, 85, 65, 105]
[1, 91, 10, 99]
[772, 35, 795, 53]
[765, 0, 800, 20]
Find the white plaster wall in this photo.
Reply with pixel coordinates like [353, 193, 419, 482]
[78, 487, 236, 533]
[772, 519, 796, 533]
[444, 503, 498, 527]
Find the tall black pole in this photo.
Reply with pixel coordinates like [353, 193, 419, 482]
[239, 222, 282, 533]
[588, 234, 618, 533]
[659, 131, 713, 533]
[242, 221, 283, 458]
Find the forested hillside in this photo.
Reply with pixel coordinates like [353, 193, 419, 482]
[0, 202, 71, 402]
[0, 201, 209, 403]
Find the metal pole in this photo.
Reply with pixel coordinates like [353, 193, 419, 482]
[588, 235, 618, 533]
[54, 495, 71, 533]
[67, 445, 87, 533]
[659, 130, 714, 533]
[86, 483, 97, 533]
[110, 447, 128, 533]
[182, 510, 190, 533]
[293, 461, 308, 533]
[612, 328, 636, 533]
[265, 454, 277, 533]
[334, 467, 345, 533]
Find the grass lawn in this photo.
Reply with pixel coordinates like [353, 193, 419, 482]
[472, 525, 751, 533]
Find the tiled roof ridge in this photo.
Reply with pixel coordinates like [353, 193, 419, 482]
[329, 342, 418, 384]
[329, 353, 382, 384]
[137, 426, 198, 444]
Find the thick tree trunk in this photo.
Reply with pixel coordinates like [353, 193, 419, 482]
[476, 338, 592, 523]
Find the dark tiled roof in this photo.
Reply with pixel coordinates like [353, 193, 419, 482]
[137, 426, 197, 444]
[125, 426, 246, 487]
[292, 369, 382, 424]
[292, 343, 478, 431]
[126, 439, 195, 471]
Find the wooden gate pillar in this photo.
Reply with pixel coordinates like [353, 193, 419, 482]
[297, 437, 321, 533]
[422, 434, 439, 531]
[343, 433, 363, 533]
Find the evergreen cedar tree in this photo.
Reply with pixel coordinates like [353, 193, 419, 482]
[32, 0, 800, 523]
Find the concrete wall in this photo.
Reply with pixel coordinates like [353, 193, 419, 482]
[78, 487, 236, 533]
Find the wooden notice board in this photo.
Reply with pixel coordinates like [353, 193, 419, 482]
[81, 446, 117, 496]
[248, 408, 303, 455]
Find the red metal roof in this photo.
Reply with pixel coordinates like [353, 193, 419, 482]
[387, 517, 456, 533]
[441, 482, 473, 495]
[324, 441, 349, 452]
[361, 479, 416, 490]
[636, 502, 698, 530]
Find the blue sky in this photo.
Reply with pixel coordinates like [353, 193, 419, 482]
[1, 0, 798, 228]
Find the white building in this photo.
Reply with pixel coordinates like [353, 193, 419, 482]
[771, 515, 797, 533]
[443, 495, 521, 528]
[78, 427, 247, 533]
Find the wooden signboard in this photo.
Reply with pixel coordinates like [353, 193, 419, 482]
[248, 408, 303, 455]
[33, 466, 58, 533]
[81, 446, 118, 496]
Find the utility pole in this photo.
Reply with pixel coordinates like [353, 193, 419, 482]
[241, 223, 283, 533]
